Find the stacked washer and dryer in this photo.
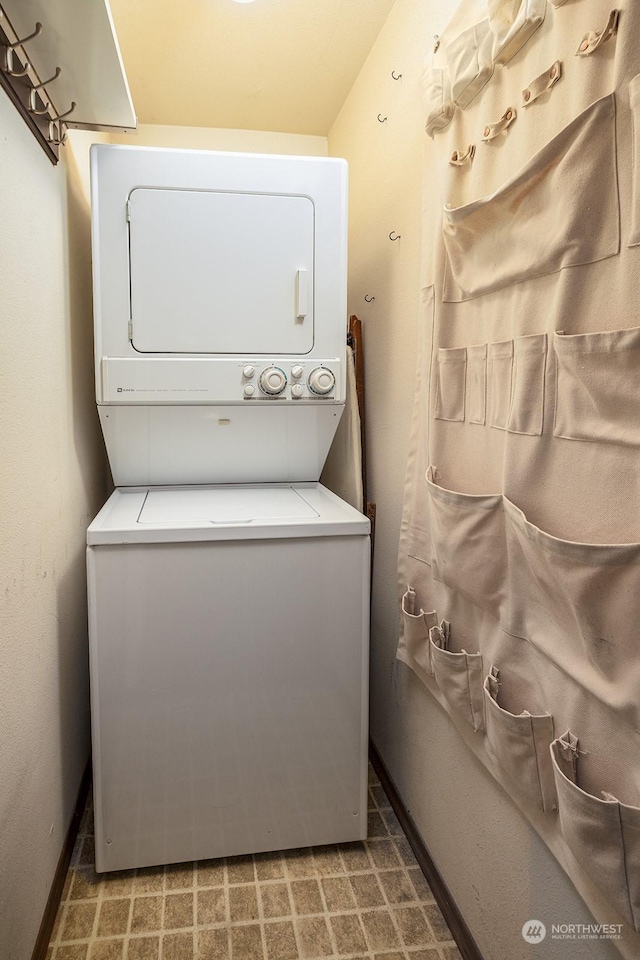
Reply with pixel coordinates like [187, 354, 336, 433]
[86, 145, 371, 874]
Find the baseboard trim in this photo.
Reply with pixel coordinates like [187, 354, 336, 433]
[369, 741, 484, 960]
[31, 760, 92, 960]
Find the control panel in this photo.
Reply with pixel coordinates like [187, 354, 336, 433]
[242, 361, 338, 401]
[99, 356, 342, 404]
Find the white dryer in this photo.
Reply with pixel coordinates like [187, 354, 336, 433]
[87, 145, 370, 872]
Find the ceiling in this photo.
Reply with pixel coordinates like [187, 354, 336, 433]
[109, 0, 397, 136]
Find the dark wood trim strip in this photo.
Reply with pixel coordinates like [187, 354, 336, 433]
[369, 741, 484, 960]
[31, 760, 91, 960]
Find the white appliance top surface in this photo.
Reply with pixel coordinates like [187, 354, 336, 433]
[88, 483, 370, 545]
[138, 486, 318, 525]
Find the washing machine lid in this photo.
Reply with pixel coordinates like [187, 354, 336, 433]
[138, 486, 318, 525]
[87, 483, 370, 544]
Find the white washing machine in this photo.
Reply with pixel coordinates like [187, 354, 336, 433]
[87, 145, 370, 872]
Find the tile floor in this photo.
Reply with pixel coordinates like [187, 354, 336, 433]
[47, 764, 462, 960]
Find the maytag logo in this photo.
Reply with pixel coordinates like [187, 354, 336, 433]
[522, 920, 547, 944]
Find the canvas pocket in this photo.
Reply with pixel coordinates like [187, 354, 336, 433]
[426, 467, 506, 616]
[551, 732, 640, 931]
[484, 666, 557, 812]
[399, 586, 438, 676]
[443, 95, 619, 302]
[554, 326, 640, 447]
[445, 19, 494, 109]
[503, 497, 640, 682]
[430, 621, 485, 732]
[488, 0, 546, 65]
[508, 334, 546, 436]
[629, 75, 640, 247]
[424, 68, 455, 137]
[489, 340, 513, 430]
[435, 347, 467, 422]
[467, 344, 487, 425]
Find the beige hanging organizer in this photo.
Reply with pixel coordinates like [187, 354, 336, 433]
[397, 2, 640, 956]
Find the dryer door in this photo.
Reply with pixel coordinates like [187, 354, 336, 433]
[128, 188, 315, 355]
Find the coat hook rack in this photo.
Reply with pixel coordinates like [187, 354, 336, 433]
[0, 6, 60, 163]
[391, 71, 402, 80]
[29, 67, 61, 115]
[4, 21, 41, 76]
[48, 100, 76, 145]
[389, 231, 401, 241]
[377, 113, 387, 123]
[364, 295, 375, 303]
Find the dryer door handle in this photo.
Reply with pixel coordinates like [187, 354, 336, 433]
[296, 269, 309, 320]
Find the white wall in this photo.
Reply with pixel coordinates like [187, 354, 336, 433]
[106, 122, 327, 156]
[0, 103, 108, 960]
[328, 2, 620, 958]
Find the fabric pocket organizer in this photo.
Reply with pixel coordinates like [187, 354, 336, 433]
[444, 18, 494, 109]
[484, 666, 557, 812]
[442, 94, 619, 303]
[488, 0, 546, 65]
[629, 75, 640, 247]
[554, 326, 640, 446]
[399, 586, 438, 676]
[426, 467, 506, 615]
[435, 347, 467, 422]
[427, 468, 640, 714]
[424, 67, 455, 137]
[508, 334, 546, 436]
[551, 732, 640, 930]
[488, 340, 513, 430]
[467, 344, 487, 425]
[430, 620, 485, 732]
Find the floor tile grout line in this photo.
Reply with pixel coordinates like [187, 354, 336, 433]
[50, 770, 458, 960]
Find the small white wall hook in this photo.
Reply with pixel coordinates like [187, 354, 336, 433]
[391, 71, 402, 80]
[389, 231, 401, 241]
[377, 113, 387, 123]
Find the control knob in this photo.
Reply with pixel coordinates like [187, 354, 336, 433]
[259, 366, 287, 396]
[291, 365, 304, 379]
[308, 367, 335, 396]
[291, 384, 304, 398]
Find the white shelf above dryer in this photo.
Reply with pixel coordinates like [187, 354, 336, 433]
[0, 0, 135, 162]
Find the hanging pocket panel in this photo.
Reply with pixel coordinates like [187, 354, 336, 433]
[554, 327, 640, 447]
[508, 334, 547, 436]
[445, 19, 495, 109]
[467, 344, 487, 425]
[489, 0, 546, 65]
[630, 76, 640, 247]
[398, 586, 438, 676]
[430, 626, 485, 732]
[484, 667, 557, 812]
[489, 340, 513, 430]
[435, 347, 467, 422]
[551, 733, 640, 931]
[424, 68, 455, 137]
[426, 467, 506, 616]
[503, 497, 640, 684]
[442, 94, 619, 303]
